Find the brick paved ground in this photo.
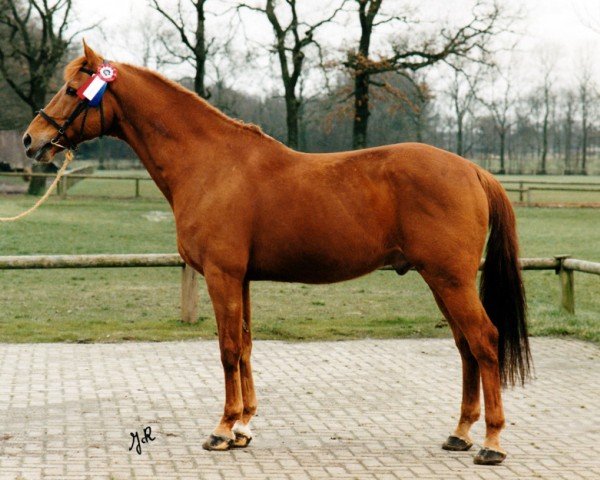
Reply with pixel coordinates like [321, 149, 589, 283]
[0, 338, 598, 480]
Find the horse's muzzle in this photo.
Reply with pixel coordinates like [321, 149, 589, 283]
[24, 141, 53, 163]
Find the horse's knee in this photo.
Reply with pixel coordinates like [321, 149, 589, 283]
[221, 345, 242, 370]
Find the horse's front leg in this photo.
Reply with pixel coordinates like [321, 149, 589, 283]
[202, 267, 245, 451]
[231, 280, 257, 447]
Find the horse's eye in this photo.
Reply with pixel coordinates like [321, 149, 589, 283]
[66, 86, 77, 96]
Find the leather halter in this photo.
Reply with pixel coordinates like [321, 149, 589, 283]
[36, 66, 106, 151]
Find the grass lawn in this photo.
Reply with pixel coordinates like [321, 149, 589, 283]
[0, 179, 598, 344]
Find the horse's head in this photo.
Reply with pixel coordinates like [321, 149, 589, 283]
[23, 41, 118, 163]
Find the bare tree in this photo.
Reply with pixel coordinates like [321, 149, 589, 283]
[562, 89, 576, 173]
[151, 0, 213, 98]
[537, 53, 556, 174]
[0, 0, 90, 116]
[344, 0, 506, 149]
[0, 0, 92, 194]
[479, 71, 516, 174]
[209, 39, 253, 116]
[576, 0, 600, 34]
[576, 63, 595, 175]
[447, 66, 481, 157]
[402, 73, 432, 143]
[239, 0, 346, 150]
[135, 14, 170, 70]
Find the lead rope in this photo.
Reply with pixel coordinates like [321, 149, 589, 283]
[0, 150, 75, 222]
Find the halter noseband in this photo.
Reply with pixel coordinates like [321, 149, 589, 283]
[36, 66, 106, 151]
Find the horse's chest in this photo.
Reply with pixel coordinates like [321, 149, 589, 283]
[174, 212, 252, 274]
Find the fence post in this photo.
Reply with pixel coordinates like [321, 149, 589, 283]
[519, 181, 524, 202]
[554, 255, 574, 314]
[181, 263, 199, 323]
[135, 179, 140, 198]
[60, 176, 68, 199]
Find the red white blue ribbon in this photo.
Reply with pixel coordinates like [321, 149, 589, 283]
[76, 63, 117, 107]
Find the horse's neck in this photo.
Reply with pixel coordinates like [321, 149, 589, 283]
[110, 65, 238, 202]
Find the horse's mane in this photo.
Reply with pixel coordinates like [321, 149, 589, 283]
[136, 65, 269, 139]
[63, 56, 271, 140]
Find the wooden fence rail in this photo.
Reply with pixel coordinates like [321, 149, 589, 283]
[0, 254, 598, 320]
[0, 171, 152, 198]
[2, 171, 600, 201]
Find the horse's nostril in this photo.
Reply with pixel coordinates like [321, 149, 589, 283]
[23, 134, 32, 149]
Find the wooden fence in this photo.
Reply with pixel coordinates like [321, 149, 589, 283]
[2, 172, 600, 202]
[1, 254, 598, 321]
[502, 180, 600, 204]
[56, 165, 96, 198]
[0, 171, 151, 198]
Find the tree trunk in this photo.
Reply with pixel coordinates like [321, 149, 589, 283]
[456, 117, 464, 157]
[194, 1, 207, 98]
[298, 100, 307, 151]
[498, 130, 506, 174]
[564, 108, 573, 174]
[581, 123, 588, 175]
[352, 71, 370, 149]
[285, 92, 300, 150]
[351, 2, 377, 150]
[415, 112, 423, 143]
[194, 64, 206, 99]
[538, 111, 548, 174]
[26, 101, 51, 195]
[27, 163, 55, 195]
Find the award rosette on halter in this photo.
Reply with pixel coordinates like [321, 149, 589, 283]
[76, 63, 118, 107]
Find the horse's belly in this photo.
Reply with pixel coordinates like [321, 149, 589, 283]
[246, 263, 379, 283]
[246, 241, 406, 284]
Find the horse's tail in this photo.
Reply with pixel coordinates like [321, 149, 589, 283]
[477, 168, 531, 387]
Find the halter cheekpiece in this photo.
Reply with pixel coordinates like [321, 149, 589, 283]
[37, 62, 117, 151]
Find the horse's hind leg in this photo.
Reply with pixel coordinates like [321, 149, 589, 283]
[231, 280, 257, 448]
[430, 290, 481, 452]
[425, 276, 506, 465]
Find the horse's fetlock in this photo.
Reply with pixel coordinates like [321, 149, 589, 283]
[222, 400, 244, 423]
[485, 418, 505, 431]
[461, 410, 480, 424]
[243, 404, 257, 417]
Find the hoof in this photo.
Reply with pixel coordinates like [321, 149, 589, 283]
[474, 447, 507, 465]
[442, 435, 473, 451]
[231, 432, 252, 448]
[202, 434, 233, 451]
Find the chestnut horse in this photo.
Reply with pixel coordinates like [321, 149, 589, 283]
[23, 43, 530, 465]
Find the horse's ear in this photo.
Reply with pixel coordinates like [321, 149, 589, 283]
[82, 39, 101, 68]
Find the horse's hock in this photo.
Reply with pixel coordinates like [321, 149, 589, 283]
[0, 338, 598, 479]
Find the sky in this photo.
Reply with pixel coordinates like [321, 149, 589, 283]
[70, 0, 600, 94]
